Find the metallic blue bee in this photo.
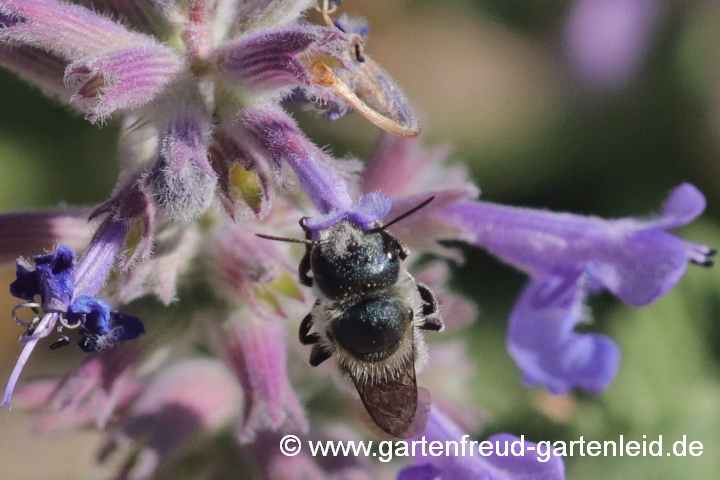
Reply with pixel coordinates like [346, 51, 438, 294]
[259, 198, 443, 437]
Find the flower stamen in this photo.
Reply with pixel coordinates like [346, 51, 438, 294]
[686, 242, 717, 267]
[75, 72, 107, 100]
[11, 302, 40, 329]
[59, 315, 83, 330]
[315, 0, 339, 28]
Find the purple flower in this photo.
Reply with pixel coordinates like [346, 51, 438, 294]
[438, 183, 712, 393]
[0, 2, 713, 479]
[564, 0, 665, 90]
[146, 106, 216, 222]
[115, 358, 243, 479]
[1, 0, 418, 225]
[64, 43, 185, 123]
[218, 318, 308, 442]
[2, 220, 144, 407]
[441, 184, 711, 305]
[399, 407, 565, 480]
[506, 272, 619, 394]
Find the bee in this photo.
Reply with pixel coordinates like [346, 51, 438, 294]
[258, 198, 443, 437]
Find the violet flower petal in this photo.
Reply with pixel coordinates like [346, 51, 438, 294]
[644, 182, 708, 230]
[508, 272, 620, 395]
[65, 44, 185, 122]
[0, 0, 150, 60]
[209, 131, 274, 219]
[239, 107, 389, 229]
[91, 172, 157, 269]
[1, 312, 58, 407]
[218, 318, 308, 443]
[0, 208, 94, 264]
[122, 358, 243, 476]
[34, 246, 76, 311]
[439, 184, 712, 306]
[215, 23, 348, 95]
[0, 45, 70, 102]
[74, 219, 129, 298]
[403, 407, 565, 480]
[77, 311, 145, 353]
[304, 191, 391, 231]
[8, 259, 38, 301]
[147, 107, 216, 222]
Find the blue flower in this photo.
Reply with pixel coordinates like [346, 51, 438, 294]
[399, 408, 565, 480]
[3, 231, 144, 407]
[67, 295, 112, 335]
[67, 295, 144, 352]
[7, 244, 145, 354]
[10, 245, 75, 312]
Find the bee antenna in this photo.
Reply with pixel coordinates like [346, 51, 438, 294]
[255, 233, 328, 246]
[368, 196, 435, 233]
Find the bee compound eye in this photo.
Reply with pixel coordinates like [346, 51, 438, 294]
[382, 232, 401, 257]
[332, 298, 409, 360]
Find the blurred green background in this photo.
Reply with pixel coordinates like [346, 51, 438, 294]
[1, 0, 720, 478]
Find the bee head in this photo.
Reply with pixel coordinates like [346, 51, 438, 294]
[311, 222, 403, 299]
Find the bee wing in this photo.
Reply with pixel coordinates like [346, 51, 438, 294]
[349, 348, 430, 438]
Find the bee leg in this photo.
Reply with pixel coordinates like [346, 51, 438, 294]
[299, 250, 313, 287]
[299, 313, 321, 345]
[309, 344, 331, 366]
[49, 338, 72, 350]
[417, 283, 444, 331]
[298, 217, 314, 287]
